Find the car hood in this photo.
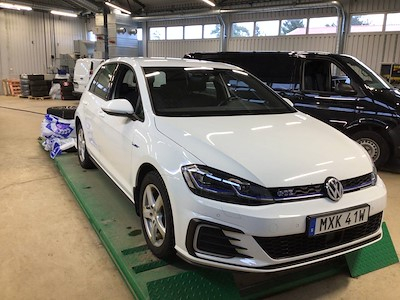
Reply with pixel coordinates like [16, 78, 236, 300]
[154, 112, 372, 187]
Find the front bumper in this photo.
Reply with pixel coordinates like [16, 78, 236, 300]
[169, 176, 386, 272]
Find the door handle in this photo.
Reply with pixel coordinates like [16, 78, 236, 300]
[98, 111, 106, 118]
[356, 106, 365, 109]
[82, 100, 88, 105]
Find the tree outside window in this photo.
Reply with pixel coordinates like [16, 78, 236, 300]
[231, 22, 254, 37]
[280, 19, 307, 35]
[350, 14, 384, 32]
[204, 24, 220, 38]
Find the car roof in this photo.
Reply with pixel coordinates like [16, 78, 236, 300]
[102, 56, 243, 70]
[185, 51, 346, 60]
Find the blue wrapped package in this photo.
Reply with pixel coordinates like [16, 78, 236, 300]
[41, 114, 76, 158]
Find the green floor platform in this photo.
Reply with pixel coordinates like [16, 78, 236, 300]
[54, 153, 398, 299]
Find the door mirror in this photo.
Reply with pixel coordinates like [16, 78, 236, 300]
[101, 99, 134, 117]
[335, 82, 357, 96]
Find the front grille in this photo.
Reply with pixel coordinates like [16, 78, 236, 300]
[270, 184, 323, 200]
[342, 173, 373, 192]
[270, 173, 374, 201]
[195, 225, 250, 258]
[254, 212, 382, 259]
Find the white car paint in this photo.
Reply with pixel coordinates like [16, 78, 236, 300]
[75, 57, 386, 272]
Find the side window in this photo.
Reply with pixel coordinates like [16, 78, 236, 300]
[303, 60, 355, 94]
[112, 64, 144, 121]
[259, 56, 300, 91]
[89, 64, 117, 100]
[303, 60, 332, 92]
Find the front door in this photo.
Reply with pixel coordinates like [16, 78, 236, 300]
[294, 59, 358, 131]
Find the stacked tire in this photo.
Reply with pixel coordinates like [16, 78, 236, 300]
[60, 81, 75, 100]
[46, 106, 77, 120]
[29, 75, 50, 97]
[20, 74, 30, 97]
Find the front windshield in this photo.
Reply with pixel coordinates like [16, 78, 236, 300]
[341, 55, 393, 90]
[143, 67, 295, 117]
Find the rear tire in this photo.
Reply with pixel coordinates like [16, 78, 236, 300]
[352, 131, 390, 168]
[139, 171, 175, 259]
[76, 123, 96, 169]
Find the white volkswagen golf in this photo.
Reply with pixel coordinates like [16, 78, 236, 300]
[75, 57, 386, 272]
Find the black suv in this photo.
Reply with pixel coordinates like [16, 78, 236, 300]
[185, 51, 400, 168]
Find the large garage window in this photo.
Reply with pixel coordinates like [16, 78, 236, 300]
[167, 26, 183, 40]
[280, 18, 307, 35]
[350, 14, 384, 32]
[308, 16, 338, 34]
[255, 20, 279, 36]
[231, 22, 254, 37]
[204, 24, 220, 38]
[149, 27, 165, 40]
[185, 25, 202, 39]
[136, 28, 143, 41]
[386, 13, 400, 32]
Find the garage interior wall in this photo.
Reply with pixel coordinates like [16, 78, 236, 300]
[146, 0, 400, 73]
[1, 0, 400, 81]
[0, 10, 87, 81]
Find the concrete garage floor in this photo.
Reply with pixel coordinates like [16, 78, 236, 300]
[0, 95, 399, 300]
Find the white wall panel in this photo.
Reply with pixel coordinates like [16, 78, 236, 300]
[148, 39, 219, 57]
[53, 16, 86, 57]
[344, 33, 400, 72]
[227, 35, 337, 52]
[0, 10, 86, 81]
[349, 0, 400, 13]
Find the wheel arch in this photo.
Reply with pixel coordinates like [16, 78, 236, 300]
[133, 163, 159, 215]
[346, 121, 393, 154]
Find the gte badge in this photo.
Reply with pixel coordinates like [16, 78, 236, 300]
[325, 177, 343, 201]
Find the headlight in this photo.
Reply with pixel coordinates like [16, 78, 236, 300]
[182, 164, 274, 205]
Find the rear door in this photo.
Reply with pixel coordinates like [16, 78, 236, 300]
[294, 58, 358, 131]
[84, 63, 118, 164]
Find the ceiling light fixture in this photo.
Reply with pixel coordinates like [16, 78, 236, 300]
[201, 0, 215, 7]
[105, 1, 131, 15]
[0, 2, 32, 11]
[50, 10, 78, 18]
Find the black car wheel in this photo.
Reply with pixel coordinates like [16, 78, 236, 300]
[139, 171, 175, 259]
[352, 131, 390, 168]
[76, 124, 96, 169]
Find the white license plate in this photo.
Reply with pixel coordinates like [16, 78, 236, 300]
[308, 205, 370, 237]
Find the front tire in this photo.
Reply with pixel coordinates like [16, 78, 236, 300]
[352, 130, 390, 168]
[76, 123, 96, 169]
[139, 171, 175, 259]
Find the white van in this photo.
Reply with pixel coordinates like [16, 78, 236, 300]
[73, 58, 103, 96]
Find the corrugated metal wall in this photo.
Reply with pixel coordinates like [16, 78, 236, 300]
[227, 35, 337, 52]
[148, 39, 220, 57]
[2, 0, 400, 80]
[344, 33, 398, 72]
[144, 0, 400, 73]
[0, 10, 86, 80]
[349, 0, 400, 12]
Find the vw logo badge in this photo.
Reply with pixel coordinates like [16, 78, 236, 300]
[325, 177, 343, 201]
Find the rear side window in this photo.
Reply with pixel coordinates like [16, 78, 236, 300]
[190, 53, 300, 91]
[302, 59, 355, 93]
[89, 63, 117, 100]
